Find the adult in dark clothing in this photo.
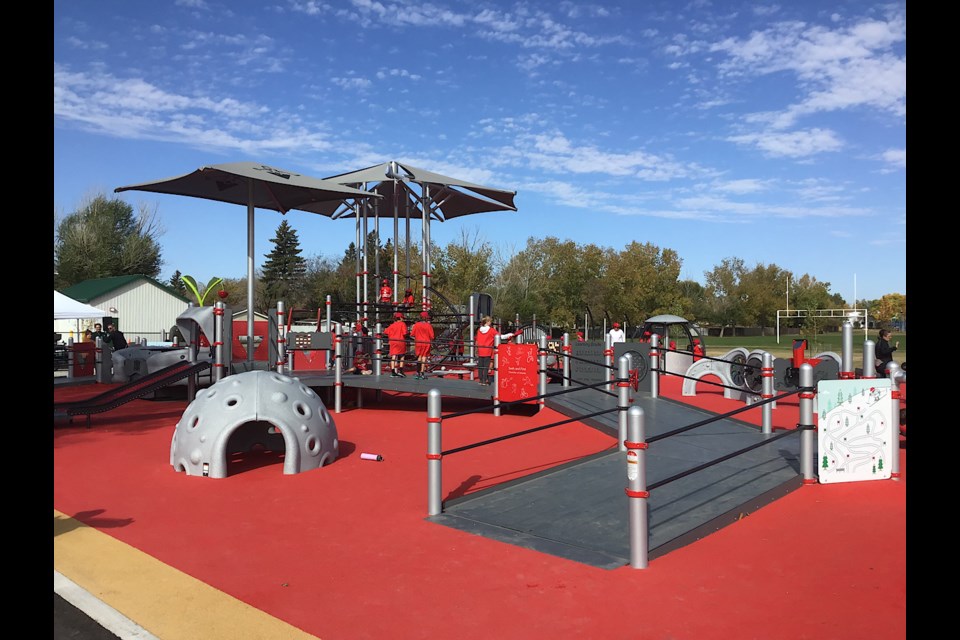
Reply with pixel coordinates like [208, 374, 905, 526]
[89, 323, 107, 343]
[875, 329, 898, 376]
[105, 324, 128, 350]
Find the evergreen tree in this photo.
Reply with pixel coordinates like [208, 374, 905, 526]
[261, 220, 307, 308]
[54, 193, 163, 288]
[169, 270, 187, 296]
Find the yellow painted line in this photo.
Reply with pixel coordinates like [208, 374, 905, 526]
[54, 510, 320, 640]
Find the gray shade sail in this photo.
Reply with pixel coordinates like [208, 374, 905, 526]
[114, 161, 380, 364]
[302, 161, 517, 220]
[114, 161, 378, 213]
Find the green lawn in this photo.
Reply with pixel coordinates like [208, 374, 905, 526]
[702, 330, 906, 366]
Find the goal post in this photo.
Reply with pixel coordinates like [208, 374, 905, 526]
[776, 308, 868, 344]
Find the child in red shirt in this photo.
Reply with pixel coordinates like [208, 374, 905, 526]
[384, 312, 408, 377]
[410, 311, 435, 380]
[379, 278, 393, 304]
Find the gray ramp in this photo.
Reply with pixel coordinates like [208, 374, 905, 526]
[428, 387, 802, 569]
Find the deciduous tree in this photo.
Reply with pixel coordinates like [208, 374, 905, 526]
[54, 193, 163, 288]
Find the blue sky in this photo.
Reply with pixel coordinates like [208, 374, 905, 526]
[53, 0, 906, 303]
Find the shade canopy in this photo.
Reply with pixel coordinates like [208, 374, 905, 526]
[303, 161, 517, 220]
[115, 161, 380, 365]
[114, 161, 377, 214]
[54, 290, 106, 320]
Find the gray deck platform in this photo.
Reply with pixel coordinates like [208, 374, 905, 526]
[291, 369, 495, 400]
[428, 384, 803, 569]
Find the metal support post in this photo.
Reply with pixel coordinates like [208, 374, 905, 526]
[649, 334, 660, 399]
[562, 332, 571, 388]
[888, 363, 904, 480]
[761, 352, 774, 434]
[538, 335, 547, 413]
[626, 406, 648, 569]
[186, 330, 197, 402]
[862, 340, 877, 379]
[374, 322, 383, 378]
[275, 301, 286, 375]
[427, 389, 443, 516]
[617, 355, 631, 452]
[213, 301, 225, 382]
[840, 321, 854, 379]
[67, 337, 75, 380]
[334, 327, 343, 413]
[493, 334, 501, 417]
[799, 363, 816, 484]
[604, 333, 613, 392]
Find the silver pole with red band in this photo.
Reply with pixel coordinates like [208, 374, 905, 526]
[427, 389, 443, 516]
[799, 363, 816, 484]
[626, 406, 648, 569]
[617, 355, 631, 452]
[761, 352, 774, 434]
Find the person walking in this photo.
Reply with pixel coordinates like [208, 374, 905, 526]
[410, 311, 435, 380]
[875, 329, 899, 376]
[384, 312, 409, 377]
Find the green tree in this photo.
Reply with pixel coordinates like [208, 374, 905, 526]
[261, 220, 307, 310]
[738, 263, 790, 328]
[431, 229, 494, 308]
[54, 193, 163, 288]
[169, 270, 187, 297]
[704, 257, 748, 336]
[872, 293, 906, 328]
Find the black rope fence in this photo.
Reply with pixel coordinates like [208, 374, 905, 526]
[441, 408, 617, 456]
[440, 378, 621, 421]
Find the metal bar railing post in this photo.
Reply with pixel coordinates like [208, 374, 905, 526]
[799, 363, 816, 484]
[562, 332, 571, 388]
[275, 300, 286, 375]
[862, 339, 877, 379]
[761, 352, 774, 434]
[888, 363, 904, 481]
[374, 322, 383, 378]
[649, 334, 660, 399]
[325, 294, 332, 333]
[67, 337, 75, 380]
[493, 334, 502, 417]
[213, 301, 225, 382]
[617, 354, 631, 452]
[468, 294, 476, 364]
[427, 389, 443, 515]
[604, 333, 613, 392]
[538, 335, 547, 413]
[840, 321, 854, 379]
[334, 326, 343, 413]
[626, 405, 648, 569]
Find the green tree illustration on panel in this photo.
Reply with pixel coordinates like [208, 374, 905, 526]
[822, 456, 829, 470]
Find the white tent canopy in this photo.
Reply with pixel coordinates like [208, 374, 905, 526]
[54, 291, 107, 320]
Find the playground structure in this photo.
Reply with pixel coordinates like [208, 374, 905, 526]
[56, 304, 906, 573]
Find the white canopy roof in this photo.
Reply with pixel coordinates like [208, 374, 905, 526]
[54, 290, 107, 320]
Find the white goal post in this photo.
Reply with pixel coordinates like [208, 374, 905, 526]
[776, 308, 868, 344]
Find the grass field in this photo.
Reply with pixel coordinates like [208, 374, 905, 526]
[702, 330, 907, 366]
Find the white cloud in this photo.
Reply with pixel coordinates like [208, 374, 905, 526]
[713, 179, 769, 194]
[727, 128, 843, 158]
[880, 147, 906, 169]
[331, 76, 373, 90]
[708, 13, 906, 126]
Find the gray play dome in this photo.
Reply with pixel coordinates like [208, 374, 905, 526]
[171, 370, 339, 478]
